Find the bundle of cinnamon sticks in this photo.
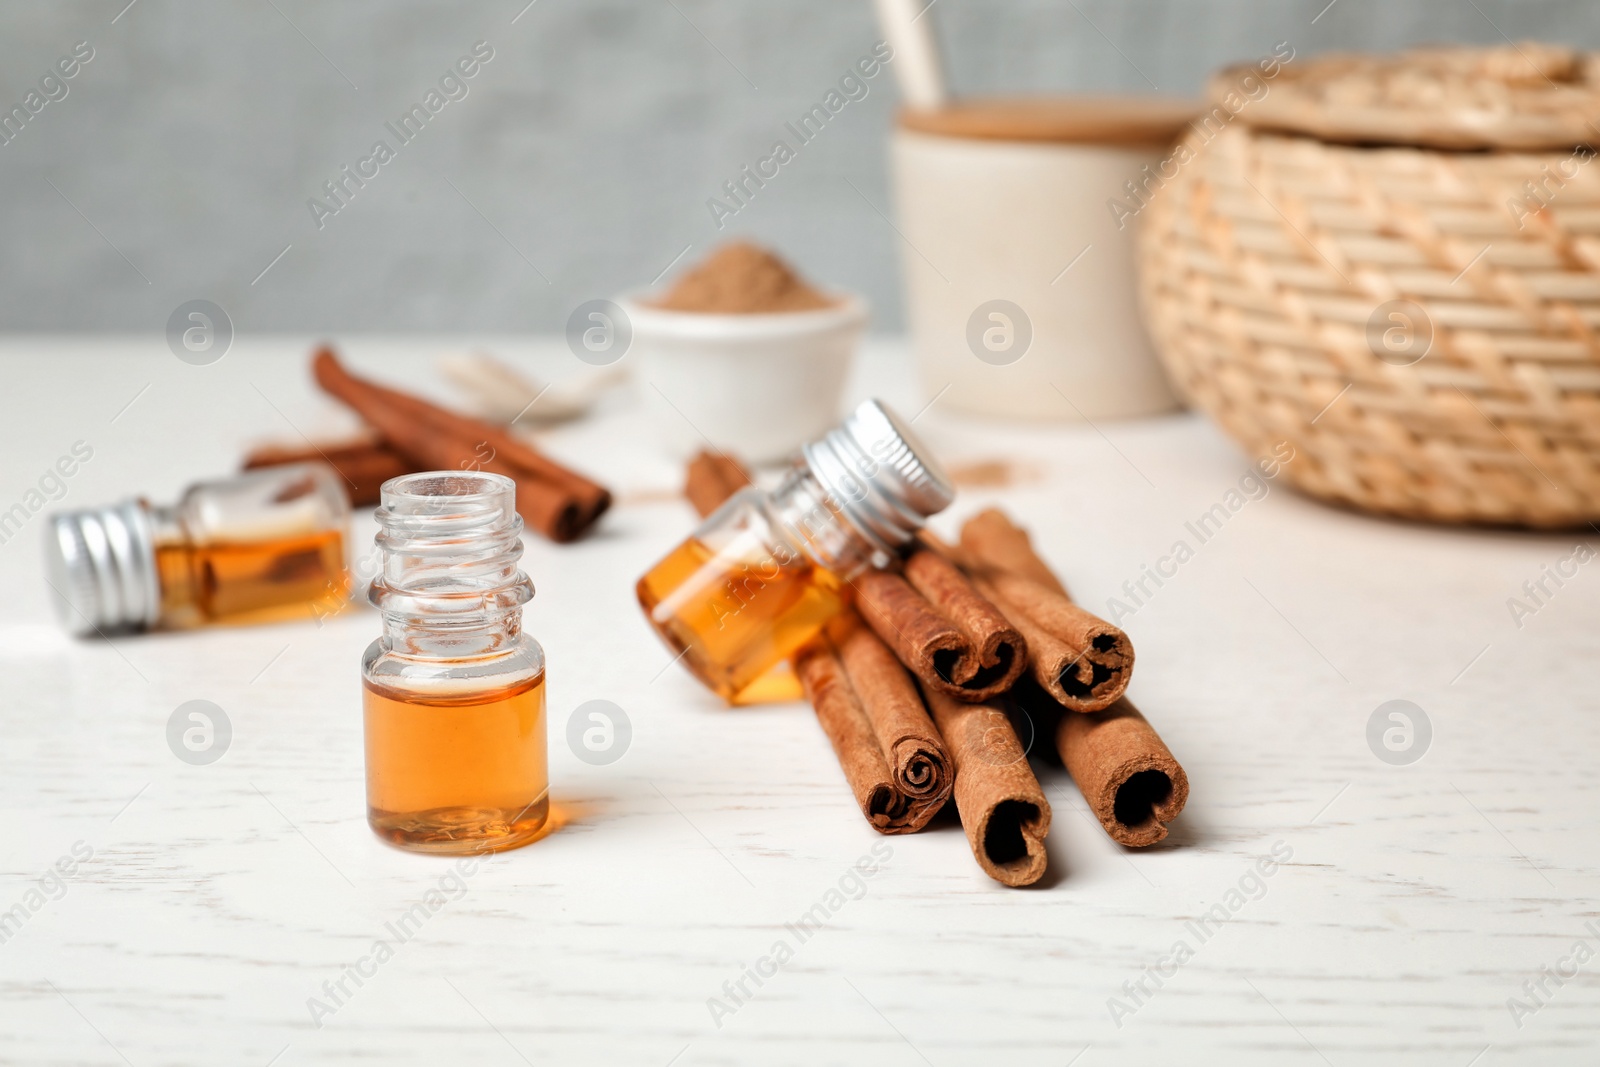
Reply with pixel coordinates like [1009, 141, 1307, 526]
[684, 450, 1188, 887]
[244, 346, 610, 542]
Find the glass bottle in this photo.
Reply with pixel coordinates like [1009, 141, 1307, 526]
[44, 463, 350, 634]
[636, 399, 953, 701]
[362, 470, 548, 854]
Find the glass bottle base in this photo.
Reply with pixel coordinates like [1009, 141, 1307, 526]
[368, 793, 549, 854]
[635, 535, 848, 702]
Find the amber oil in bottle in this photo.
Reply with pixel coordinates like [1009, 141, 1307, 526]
[44, 463, 350, 634]
[636, 399, 953, 700]
[362, 471, 547, 853]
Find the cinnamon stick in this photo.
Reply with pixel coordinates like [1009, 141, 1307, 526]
[323, 353, 611, 523]
[957, 509, 1133, 712]
[795, 623, 952, 834]
[921, 684, 1051, 886]
[312, 347, 611, 542]
[856, 549, 1026, 703]
[1055, 697, 1188, 847]
[682, 450, 1026, 704]
[683, 454, 957, 830]
[684, 450, 753, 518]
[243, 436, 415, 507]
[837, 622, 951, 815]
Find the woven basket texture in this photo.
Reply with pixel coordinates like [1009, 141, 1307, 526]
[1140, 57, 1600, 528]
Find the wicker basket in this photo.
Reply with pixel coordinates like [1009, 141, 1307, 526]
[1139, 44, 1600, 527]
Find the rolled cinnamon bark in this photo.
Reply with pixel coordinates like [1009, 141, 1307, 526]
[854, 569, 962, 677]
[795, 624, 952, 834]
[684, 450, 753, 518]
[958, 509, 1064, 592]
[837, 622, 951, 812]
[312, 348, 611, 542]
[331, 356, 611, 524]
[856, 548, 1026, 703]
[1055, 697, 1188, 847]
[243, 436, 414, 507]
[921, 684, 1051, 887]
[681, 449, 1025, 705]
[685, 453, 954, 811]
[957, 509, 1132, 712]
[683, 453, 957, 796]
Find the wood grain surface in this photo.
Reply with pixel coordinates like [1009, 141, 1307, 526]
[0, 338, 1595, 1066]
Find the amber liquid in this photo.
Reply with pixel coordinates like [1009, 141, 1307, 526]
[636, 535, 846, 701]
[363, 673, 549, 854]
[155, 528, 349, 626]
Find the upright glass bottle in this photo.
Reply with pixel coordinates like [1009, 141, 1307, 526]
[44, 463, 350, 634]
[362, 471, 548, 854]
[637, 399, 953, 700]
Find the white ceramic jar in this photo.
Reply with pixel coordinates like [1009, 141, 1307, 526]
[891, 99, 1193, 421]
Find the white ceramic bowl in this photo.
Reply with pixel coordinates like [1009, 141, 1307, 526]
[620, 293, 867, 463]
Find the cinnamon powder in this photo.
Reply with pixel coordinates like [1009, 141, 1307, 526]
[652, 242, 835, 314]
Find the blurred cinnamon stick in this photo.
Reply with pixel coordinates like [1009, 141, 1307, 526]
[321, 352, 611, 522]
[684, 451, 753, 518]
[956, 509, 1132, 712]
[312, 347, 610, 542]
[243, 435, 414, 507]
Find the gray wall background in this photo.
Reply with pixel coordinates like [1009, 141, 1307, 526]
[3, 0, 1598, 333]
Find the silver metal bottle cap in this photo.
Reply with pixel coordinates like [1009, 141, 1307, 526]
[43, 500, 161, 636]
[802, 398, 954, 555]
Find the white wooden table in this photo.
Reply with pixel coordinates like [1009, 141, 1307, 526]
[1, 337, 1596, 1066]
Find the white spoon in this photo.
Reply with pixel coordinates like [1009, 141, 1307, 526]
[874, 0, 948, 110]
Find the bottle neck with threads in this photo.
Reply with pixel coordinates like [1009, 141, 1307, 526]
[368, 472, 534, 660]
[770, 397, 956, 578]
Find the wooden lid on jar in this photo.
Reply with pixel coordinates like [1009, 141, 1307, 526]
[1224, 43, 1600, 150]
[897, 96, 1198, 146]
